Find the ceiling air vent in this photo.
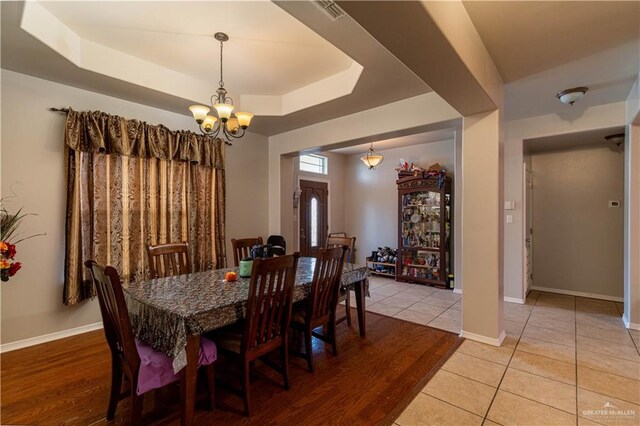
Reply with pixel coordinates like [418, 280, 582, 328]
[313, 0, 346, 21]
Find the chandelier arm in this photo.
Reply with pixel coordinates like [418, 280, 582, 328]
[229, 126, 246, 139]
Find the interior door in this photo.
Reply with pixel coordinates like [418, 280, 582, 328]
[523, 163, 533, 294]
[299, 179, 328, 257]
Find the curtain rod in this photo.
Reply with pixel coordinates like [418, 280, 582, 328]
[48, 107, 232, 145]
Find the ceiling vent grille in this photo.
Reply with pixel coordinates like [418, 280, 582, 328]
[313, 0, 346, 21]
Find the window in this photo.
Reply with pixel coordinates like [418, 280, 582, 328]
[299, 154, 328, 174]
[310, 197, 318, 247]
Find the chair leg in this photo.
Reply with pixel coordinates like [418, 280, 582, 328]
[205, 364, 216, 411]
[304, 326, 314, 373]
[249, 360, 256, 384]
[345, 291, 352, 326]
[241, 359, 252, 417]
[129, 390, 144, 425]
[282, 335, 291, 390]
[330, 316, 338, 357]
[106, 361, 122, 420]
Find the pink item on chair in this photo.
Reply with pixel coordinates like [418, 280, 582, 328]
[135, 337, 217, 395]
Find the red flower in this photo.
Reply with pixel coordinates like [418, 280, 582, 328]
[6, 244, 16, 260]
[8, 262, 21, 277]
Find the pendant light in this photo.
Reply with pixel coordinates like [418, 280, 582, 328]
[361, 142, 384, 169]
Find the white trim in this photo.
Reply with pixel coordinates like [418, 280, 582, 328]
[460, 329, 506, 347]
[451, 288, 524, 304]
[622, 314, 640, 331]
[531, 286, 624, 302]
[504, 296, 526, 304]
[0, 322, 103, 353]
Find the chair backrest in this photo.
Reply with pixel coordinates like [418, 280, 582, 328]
[242, 252, 300, 354]
[85, 260, 140, 371]
[309, 246, 347, 322]
[326, 236, 356, 263]
[231, 237, 264, 267]
[328, 232, 347, 238]
[147, 242, 191, 279]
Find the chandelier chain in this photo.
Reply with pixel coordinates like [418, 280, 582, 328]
[219, 39, 224, 89]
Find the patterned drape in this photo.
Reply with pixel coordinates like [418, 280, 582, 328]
[63, 108, 226, 305]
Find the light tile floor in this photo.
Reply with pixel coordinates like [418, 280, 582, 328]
[360, 277, 640, 426]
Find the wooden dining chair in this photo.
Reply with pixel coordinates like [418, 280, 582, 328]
[147, 241, 190, 279]
[84, 260, 217, 423]
[211, 252, 300, 417]
[290, 246, 347, 372]
[231, 237, 263, 267]
[326, 236, 357, 326]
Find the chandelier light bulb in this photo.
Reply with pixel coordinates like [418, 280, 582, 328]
[202, 115, 218, 132]
[235, 112, 254, 129]
[214, 103, 234, 122]
[189, 105, 210, 124]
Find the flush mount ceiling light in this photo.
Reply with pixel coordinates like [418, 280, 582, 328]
[556, 87, 589, 105]
[189, 32, 254, 145]
[360, 142, 384, 170]
[604, 133, 625, 143]
[605, 133, 625, 152]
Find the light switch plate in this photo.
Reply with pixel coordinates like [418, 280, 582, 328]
[506, 214, 513, 224]
[504, 201, 516, 210]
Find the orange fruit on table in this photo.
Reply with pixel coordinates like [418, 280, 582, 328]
[225, 271, 237, 282]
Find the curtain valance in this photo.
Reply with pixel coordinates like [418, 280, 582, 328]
[64, 108, 224, 169]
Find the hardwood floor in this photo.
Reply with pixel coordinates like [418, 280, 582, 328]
[1, 310, 462, 425]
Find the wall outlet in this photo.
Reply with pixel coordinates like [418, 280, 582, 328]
[609, 201, 620, 208]
[506, 214, 513, 224]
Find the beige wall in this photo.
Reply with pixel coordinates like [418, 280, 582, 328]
[531, 146, 624, 299]
[344, 140, 454, 264]
[0, 70, 269, 345]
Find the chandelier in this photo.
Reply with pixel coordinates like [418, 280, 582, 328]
[189, 32, 254, 144]
[360, 142, 384, 169]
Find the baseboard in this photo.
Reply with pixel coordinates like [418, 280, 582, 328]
[0, 322, 103, 353]
[459, 329, 506, 347]
[622, 314, 640, 331]
[449, 288, 524, 304]
[531, 286, 624, 303]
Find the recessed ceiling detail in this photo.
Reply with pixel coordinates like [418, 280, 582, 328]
[21, 0, 363, 117]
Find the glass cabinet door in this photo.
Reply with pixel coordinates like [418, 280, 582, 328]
[400, 191, 441, 249]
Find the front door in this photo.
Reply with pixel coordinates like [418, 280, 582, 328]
[299, 180, 328, 257]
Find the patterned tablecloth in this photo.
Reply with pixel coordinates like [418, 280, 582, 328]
[123, 257, 369, 372]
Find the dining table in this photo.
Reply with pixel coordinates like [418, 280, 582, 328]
[123, 257, 369, 426]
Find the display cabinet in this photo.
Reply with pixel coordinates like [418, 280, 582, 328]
[396, 174, 453, 288]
